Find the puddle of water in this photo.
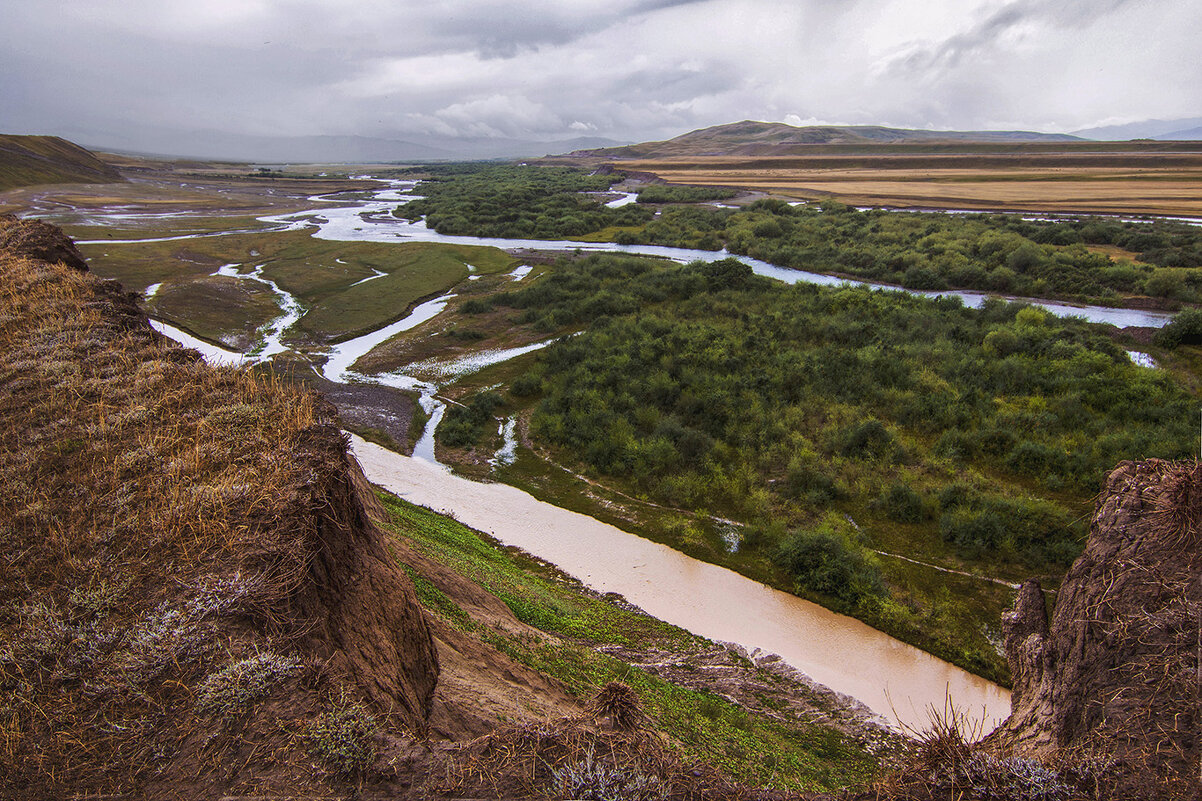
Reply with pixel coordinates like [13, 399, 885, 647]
[489, 416, 518, 467]
[1127, 350, 1158, 369]
[405, 340, 552, 382]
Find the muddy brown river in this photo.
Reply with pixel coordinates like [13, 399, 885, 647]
[351, 436, 1012, 733]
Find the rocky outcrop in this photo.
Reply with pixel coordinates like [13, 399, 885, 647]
[286, 424, 440, 728]
[993, 459, 1201, 795]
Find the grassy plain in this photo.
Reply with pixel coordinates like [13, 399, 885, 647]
[605, 151, 1202, 216]
[79, 229, 516, 344]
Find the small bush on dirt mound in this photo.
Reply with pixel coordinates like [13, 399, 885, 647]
[304, 695, 381, 775]
[551, 746, 669, 801]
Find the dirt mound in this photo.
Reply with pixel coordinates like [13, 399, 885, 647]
[0, 212, 89, 270]
[991, 458, 1202, 798]
[0, 238, 438, 797]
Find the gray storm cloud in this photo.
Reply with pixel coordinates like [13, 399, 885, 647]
[0, 0, 1197, 155]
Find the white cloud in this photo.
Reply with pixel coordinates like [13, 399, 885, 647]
[1, 0, 1198, 149]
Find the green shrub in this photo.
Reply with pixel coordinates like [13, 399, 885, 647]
[774, 519, 885, 606]
[459, 297, 493, 314]
[838, 419, 893, 460]
[933, 430, 977, 463]
[695, 257, 753, 290]
[938, 508, 1005, 556]
[438, 391, 504, 448]
[509, 370, 544, 397]
[1006, 440, 1063, 476]
[785, 454, 841, 506]
[873, 482, 926, 524]
[1154, 307, 1202, 348]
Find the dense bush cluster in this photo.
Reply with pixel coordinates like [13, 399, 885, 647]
[632, 199, 1202, 303]
[635, 184, 738, 204]
[773, 515, 885, 607]
[499, 254, 1194, 569]
[397, 164, 652, 238]
[1153, 307, 1202, 348]
[437, 391, 504, 448]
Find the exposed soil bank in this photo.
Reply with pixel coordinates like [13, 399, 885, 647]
[990, 459, 1202, 799]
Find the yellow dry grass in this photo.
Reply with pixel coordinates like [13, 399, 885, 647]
[0, 252, 344, 794]
[614, 155, 1202, 216]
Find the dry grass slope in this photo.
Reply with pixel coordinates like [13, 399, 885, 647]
[0, 134, 122, 192]
[0, 234, 438, 798]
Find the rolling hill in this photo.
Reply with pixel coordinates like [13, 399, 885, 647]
[0, 134, 122, 191]
[571, 120, 1083, 158]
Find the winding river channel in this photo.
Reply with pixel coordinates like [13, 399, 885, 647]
[95, 176, 1191, 734]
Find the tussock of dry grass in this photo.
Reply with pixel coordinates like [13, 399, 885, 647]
[439, 683, 768, 800]
[0, 252, 371, 796]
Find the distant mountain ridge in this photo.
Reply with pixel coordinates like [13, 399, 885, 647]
[70, 127, 626, 163]
[571, 120, 1083, 158]
[1073, 117, 1202, 141]
[0, 134, 122, 191]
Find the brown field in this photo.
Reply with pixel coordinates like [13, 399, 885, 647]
[608, 152, 1202, 216]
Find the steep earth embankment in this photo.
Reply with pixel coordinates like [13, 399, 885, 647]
[0, 134, 122, 192]
[991, 459, 1201, 799]
[0, 216, 439, 798]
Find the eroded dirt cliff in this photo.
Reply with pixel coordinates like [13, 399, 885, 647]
[993, 458, 1201, 799]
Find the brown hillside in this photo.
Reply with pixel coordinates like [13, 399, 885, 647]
[0, 219, 439, 798]
[0, 134, 122, 192]
[574, 120, 1086, 159]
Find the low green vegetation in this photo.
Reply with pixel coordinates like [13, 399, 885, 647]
[151, 274, 286, 346]
[378, 493, 881, 791]
[636, 184, 739, 203]
[291, 241, 516, 342]
[436, 251, 1196, 680]
[79, 231, 516, 344]
[399, 164, 1202, 306]
[396, 163, 654, 238]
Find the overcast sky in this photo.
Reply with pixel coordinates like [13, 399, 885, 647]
[2, 0, 1199, 149]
